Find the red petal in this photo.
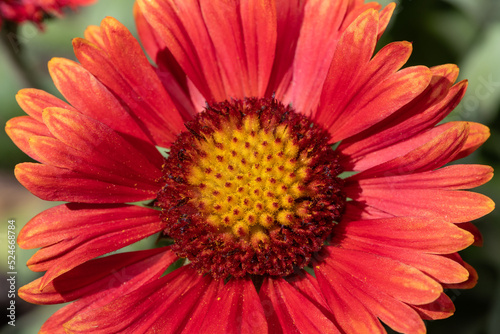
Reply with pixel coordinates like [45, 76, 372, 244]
[316, 8, 432, 142]
[239, 0, 277, 97]
[350, 122, 470, 179]
[377, 2, 396, 39]
[346, 184, 494, 223]
[315, 251, 426, 334]
[5, 116, 52, 161]
[197, 278, 268, 334]
[349, 164, 493, 190]
[25, 108, 163, 190]
[454, 122, 491, 160]
[316, 9, 379, 127]
[285, 0, 349, 115]
[72, 37, 184, 147]
[15, 163, 157, 203]
[133, 1, 185, 82]
[338, 65, 466, 170]
[345, 164, 494, 223]
[286, 270, 333, 315]
[259, 277, 340, 333]
[322, 246, 442, 305]
[133, 2, 198, 121]
[456, 222, 483, 247]
[83, 25, 105, 49]
[18, 203, 164, 287]
[314, 263, 388, 334]
[28, 135, 160, 191]
[335, 233, 471, 284]
[133, 2, 161, 65]
[337, 216, 474, 254]
[200, 0, 276, 99]
[328, 65, 432, 142]
[137, 0, 226, 102]
[340, 2, 382, 32]
[64, 266, 215, 333]
[19, 247, 174, 304]
[99, 17, 186, 138]
[44, 105, 160, 172]
[48, 58, 152, 143]
[36, 249, 174, 333]
[412, 293, 455, 320]
[342, 200, 394, 221]
[16, 88, 75, 122]
[443, 257, 478, 290]
[265, 0, 305, 99]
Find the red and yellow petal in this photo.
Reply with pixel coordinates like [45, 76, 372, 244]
[316, 9, 379, 124]
[442, 256, 479, 290]
[5, 116, 52, 161]
[456, 222, 484, 246]
[377, 2, 396, 38]
[340, 1, 384, 33]
[82, 25, 105, 49]
[15, 88, 75, 122]
[454, 122, 491, 160]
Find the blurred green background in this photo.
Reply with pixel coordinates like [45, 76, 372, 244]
[0, 0, 499, 333]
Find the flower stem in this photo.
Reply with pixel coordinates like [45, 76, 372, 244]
[1, 22, 43, 88]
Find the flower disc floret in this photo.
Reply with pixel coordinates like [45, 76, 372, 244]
[158, 98, 346, 279]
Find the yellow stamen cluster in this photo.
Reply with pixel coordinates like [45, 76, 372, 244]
[187, 114, 311, 244]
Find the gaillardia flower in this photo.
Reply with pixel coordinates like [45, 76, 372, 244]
[6, 0, 494, 333]
[0, 0, 96, 28]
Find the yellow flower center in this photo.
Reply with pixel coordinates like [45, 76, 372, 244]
[187, 113, 312, 244]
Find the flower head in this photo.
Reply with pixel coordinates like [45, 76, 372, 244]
[6, 0, 494, 333]
[0, 0, 96, 29]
